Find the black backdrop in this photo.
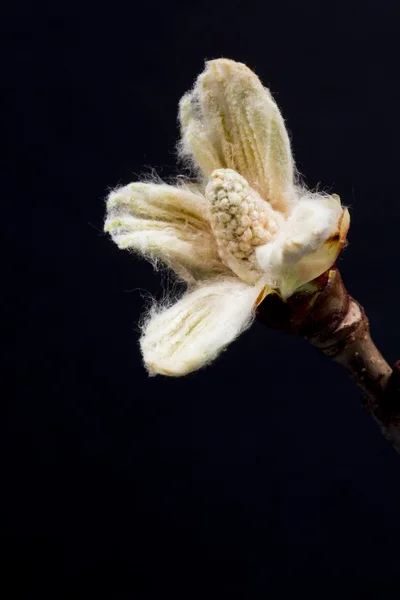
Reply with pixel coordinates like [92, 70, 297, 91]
[6, 1, 400, 597]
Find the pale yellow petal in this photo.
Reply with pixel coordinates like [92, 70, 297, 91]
[107, 181, 211, 230]
[179, 59, 294, 211]
[256, 195, 350, 298]
[282, 207, 350, 297]
[140, 278, 263, 376]
[105, 182, 228, 282]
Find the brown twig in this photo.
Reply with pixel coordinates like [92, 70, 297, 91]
[257, 268, 400, 454]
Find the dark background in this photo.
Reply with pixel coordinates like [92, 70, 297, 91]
[5, 0, 400, 597]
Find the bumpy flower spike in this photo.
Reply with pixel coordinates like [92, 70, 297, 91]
[105, 58, 349, 376]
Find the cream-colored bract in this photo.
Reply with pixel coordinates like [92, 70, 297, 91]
[178, 59, 295, 213]
[140, 278, 263, 376]
[104, 58, 349, 376]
